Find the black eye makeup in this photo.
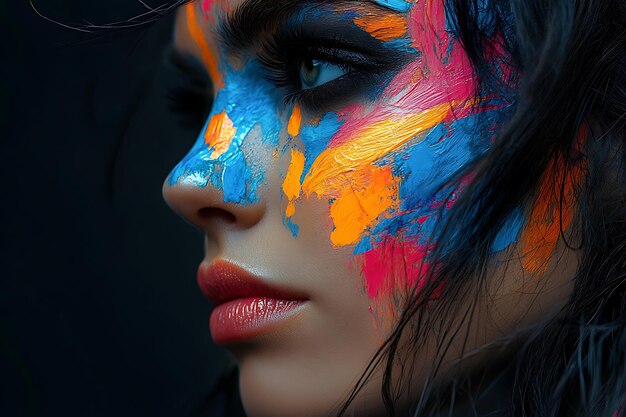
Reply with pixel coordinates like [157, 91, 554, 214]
[167, 3, 412, 120]
[255, 15, 409, 111]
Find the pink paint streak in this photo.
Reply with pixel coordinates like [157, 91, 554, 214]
[201, 0, 212, 15]
[362, 235, 432, 298]
[327, 0, 476, 149]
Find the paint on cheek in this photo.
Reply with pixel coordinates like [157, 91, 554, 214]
[520, 153, 585, 274]
[302, 102, 454, 197]
[287, 105, 302, 137]
[353, 13, 407, 42]
[201, 0, 212, 14]
[330, 166, 400, 246]
[186, 2, 223, 89]
[361, 235, 431, 299]
[299, 112, 344, 179]
[491, 207, 525, 253]
[204, 111, 237, 159]
[282, 149, 305, 219]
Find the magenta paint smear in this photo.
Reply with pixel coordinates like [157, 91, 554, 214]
[201, 0, 212, 14]
[342, 0, 491, 309]
[362, 235, 432, 299]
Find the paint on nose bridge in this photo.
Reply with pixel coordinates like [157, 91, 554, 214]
[167, 61, 284, 205]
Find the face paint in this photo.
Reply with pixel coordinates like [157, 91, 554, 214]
[374, 0, 413, 13]
[287, 105, 302, 137]
[521, 133, 586, 274]
[278, 0, 492, 309]
[185, 2, 223, 89]
[353, 12, 407, 42]
[201, 0, 212, 14]
[204, 111, 237, 159]
[168, 4, 284, 204]
[282, 149, 305, 218]
[171, 0, 525, 324]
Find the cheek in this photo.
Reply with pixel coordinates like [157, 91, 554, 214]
[283, 0, 517, 319]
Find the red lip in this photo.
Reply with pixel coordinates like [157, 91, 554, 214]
[197, 260, 307, 344]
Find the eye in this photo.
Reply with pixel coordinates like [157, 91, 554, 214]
[299, 58, 348, 90]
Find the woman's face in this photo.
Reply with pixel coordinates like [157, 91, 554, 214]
[163, 1, 577, 416]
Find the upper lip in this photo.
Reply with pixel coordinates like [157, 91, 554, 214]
[197, 260, 308, 305]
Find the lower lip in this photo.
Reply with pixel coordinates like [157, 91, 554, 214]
[210, 297, 305, 344]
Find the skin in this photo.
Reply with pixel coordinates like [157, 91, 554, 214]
[163, 1, 580, 416]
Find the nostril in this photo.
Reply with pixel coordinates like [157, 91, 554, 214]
[198, 207, 237, 223]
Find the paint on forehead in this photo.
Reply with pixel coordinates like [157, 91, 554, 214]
[168, 60, 283, 204]
[374, 0, 413, 13]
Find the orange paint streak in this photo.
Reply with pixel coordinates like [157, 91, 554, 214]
[302, 102, 454, 197]
[287, 105, 302, 136]
[521, 155, 584, 274]
[330, 166, 399, 246]
[186, 2, 223, 89]
[354, 14, 407, 42]
[204, 111, 237, 159]
[282, 149, 305, 218]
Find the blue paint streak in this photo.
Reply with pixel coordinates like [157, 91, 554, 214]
[354, 110, 502, 254]
[374, 0, 412, 13]
[491, 206, 524, 252]
[382, 37, 417, 52]
[168, 60, 283, 204]
[284, 217, 300, 237]
[299, 112, 344, 179]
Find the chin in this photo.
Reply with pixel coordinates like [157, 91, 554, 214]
[236, 348, 388, 417]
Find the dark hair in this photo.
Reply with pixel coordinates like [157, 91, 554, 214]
[338, 0, 626, 416]
[43, 0, 625, 415]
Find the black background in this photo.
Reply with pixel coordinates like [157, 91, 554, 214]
[1, 1, 242, 416]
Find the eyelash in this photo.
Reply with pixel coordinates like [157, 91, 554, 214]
[257, 27, 391, 110]
[167, 27, 401, 125]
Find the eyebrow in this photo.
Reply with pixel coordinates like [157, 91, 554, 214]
[219, 0, 398, 52]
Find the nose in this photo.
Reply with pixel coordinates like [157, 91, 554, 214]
[162, 181, 266, 232]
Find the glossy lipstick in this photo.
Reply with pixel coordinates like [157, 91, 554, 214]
[197, 261, 307, 344]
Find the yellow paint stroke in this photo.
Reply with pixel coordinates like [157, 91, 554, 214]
[282, 149, 306, 218]
[288, 105, 302, 136]
[521, 155, 585, 274]
[186, 2, 223, 89]
[354, 13, 408, 42]
[204, 111, 237, 159]
[330, 166, 399, 246]
[302, 102, 453, 197]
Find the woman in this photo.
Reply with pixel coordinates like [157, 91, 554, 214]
[162, 0, 626, 416]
